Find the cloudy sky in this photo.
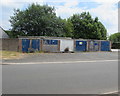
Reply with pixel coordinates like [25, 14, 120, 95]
[0, 0, 119, 35]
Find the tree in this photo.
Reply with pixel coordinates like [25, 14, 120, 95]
[9, 3, 65, 37]
[5, 30, 14, 38]
[10, 4, 107, 39]
[109, 32, 120, 43]
[69, 12, 107, 40]
[62, 19, 74, 37]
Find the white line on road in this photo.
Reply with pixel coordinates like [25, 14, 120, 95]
[2, 59, 118, 65]
[102, 91, 118, 94]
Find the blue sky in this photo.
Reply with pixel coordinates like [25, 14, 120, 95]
[0, 0, 119, 35]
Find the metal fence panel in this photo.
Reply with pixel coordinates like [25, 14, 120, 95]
[101, 41, 110, 51]
[75, 40, 87, 51]
[22, 39, 30, 52]
[31, 39, 40, 51]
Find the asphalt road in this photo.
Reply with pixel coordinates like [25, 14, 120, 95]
[2, 52, 118, 94]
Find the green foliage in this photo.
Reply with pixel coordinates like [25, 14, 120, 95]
[62, 19, 74, 37]
[5, 30, 14, 38]
[112, 42, 120, 49]
[9, 4, 107, 39]
[10, 3, 65, 37]
[69, 12, 107, 40]
[109, 32, 120, 43]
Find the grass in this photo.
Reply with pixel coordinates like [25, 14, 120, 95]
[0, 51, 24, 60]
[0, 50, 45, 60]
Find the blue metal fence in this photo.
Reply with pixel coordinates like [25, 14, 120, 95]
[101, 41, 110, 51]
[31, 39, 40, 51]
[22, 39, 30, 52]
[75, 41, 87, 51]
[21, 38, 111, 52]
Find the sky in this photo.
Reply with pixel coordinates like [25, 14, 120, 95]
[0, 0, 119, 36]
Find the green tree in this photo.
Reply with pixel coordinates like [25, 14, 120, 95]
[5, 30, 14, 38]
[69, 12, 107, 39]
[9, 3, 65, 37]
[62, 19, 74, 37]
[109, 32, 120, 43]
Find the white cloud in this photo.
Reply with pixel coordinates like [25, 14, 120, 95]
[91, 0, 118, 4]
[55, 0, 118, 34]
[0, 0, 45, 29]
[0, 0, 119, 35]
[56, 6, 85, 18]
[88, 2, 118, 35]
[55, 0, 84, 18]
[63, 0, 79, 7]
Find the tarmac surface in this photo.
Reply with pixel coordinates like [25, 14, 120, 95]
[2, 52, 119, 94]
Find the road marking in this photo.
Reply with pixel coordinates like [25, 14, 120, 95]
[2, 59, 118, 65]
[102, 91, 118, 94]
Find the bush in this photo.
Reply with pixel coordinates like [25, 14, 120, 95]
[112, 42, 120, 49]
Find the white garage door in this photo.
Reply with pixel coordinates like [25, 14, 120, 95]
[60, 39, 74, 52]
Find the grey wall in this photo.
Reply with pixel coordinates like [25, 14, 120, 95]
[42, 45, 59, 52]
[87, 40, 101, 51]
[41, 39, 60, 52]
[1, 38, 19, 51]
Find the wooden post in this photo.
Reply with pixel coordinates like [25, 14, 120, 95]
[99, 40, 100, 51]
[40, 39, 43, 51]
[110, 41, 112, 51]
[58, 40, 60, 52]
[87, 40, 90, 52]
[86, 40, 89, 51]
[18, 39, 22, 52]
[74, 39, 76, 52]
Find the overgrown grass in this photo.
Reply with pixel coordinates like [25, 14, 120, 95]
[0, 50, 45, 60]
[0, 51, 23, 60]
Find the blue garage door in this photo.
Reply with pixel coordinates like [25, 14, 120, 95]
[76, 41, 87, 51]
[101, 41, 110, 51]
[31, 39, 40, 51]
[22, 39, 30, 52]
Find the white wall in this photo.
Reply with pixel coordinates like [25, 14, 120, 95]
[60, 39, 74, 52]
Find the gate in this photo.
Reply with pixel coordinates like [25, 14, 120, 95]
[31, 39, 40, 51]
[22, 39, 30, 52]
[75, 41, 87, 51]
[101, 41, 110, 51]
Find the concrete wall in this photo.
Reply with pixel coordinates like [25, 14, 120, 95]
[87, 40, 101, 51]
[42, 39, 74, 52]
[41, 40, 60, 52]
[1, 38, 19, 51]
[42, 45, 59, 52]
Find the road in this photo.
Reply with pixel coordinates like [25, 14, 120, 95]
[2, 52, 118, 94]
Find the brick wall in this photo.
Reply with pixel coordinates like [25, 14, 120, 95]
[0, 38, 19, 51]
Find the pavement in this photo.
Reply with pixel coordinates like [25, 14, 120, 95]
[2, 52, 119, 95]
[111, 49, 120, 52]
[2, 51, 118, 64]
